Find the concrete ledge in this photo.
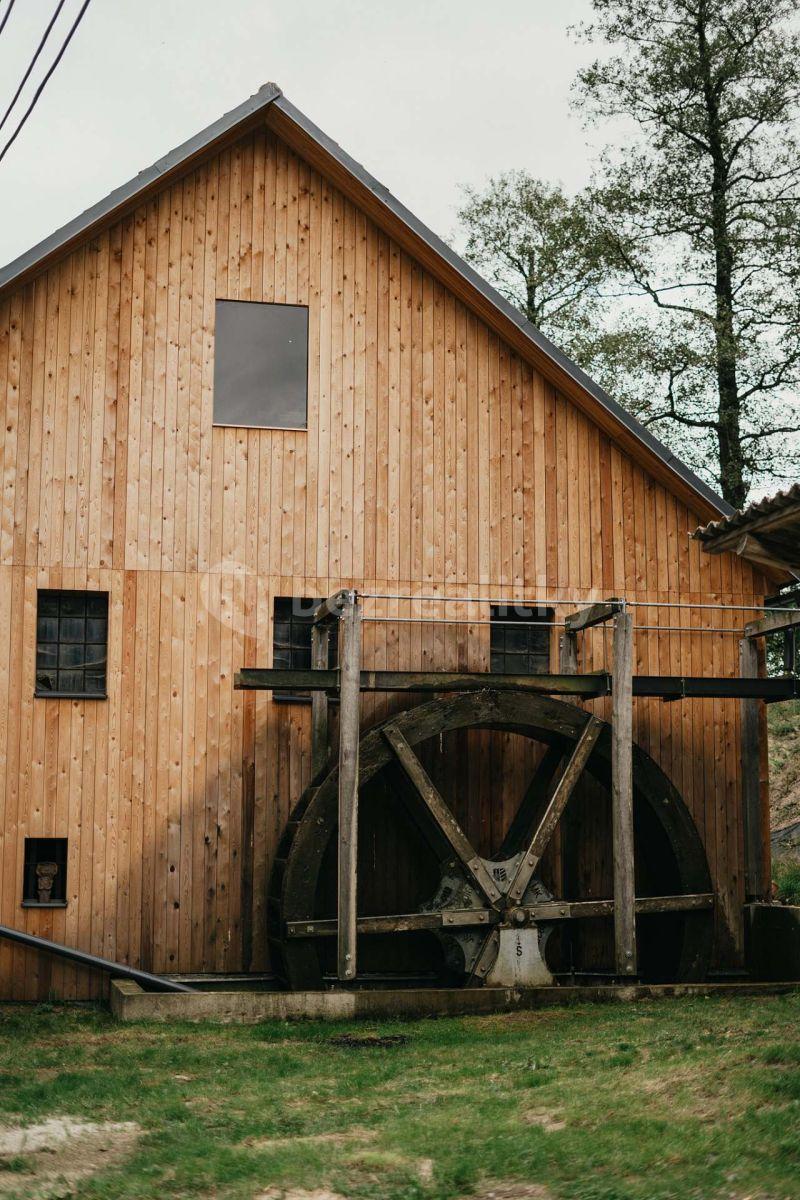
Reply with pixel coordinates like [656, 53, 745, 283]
[109, 978, 800, 1023]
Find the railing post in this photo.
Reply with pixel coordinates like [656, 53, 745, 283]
[337, 590, 361, 981]
[612, 606, 636, 977]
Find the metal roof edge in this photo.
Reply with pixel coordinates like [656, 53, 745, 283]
[0, 82, 283, 295]
[273, 93, 733, 520]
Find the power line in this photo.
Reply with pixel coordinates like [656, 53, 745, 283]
[0, 0, 92, 167]
[0, 0, 69, 136]
[0, 0, 17, 39]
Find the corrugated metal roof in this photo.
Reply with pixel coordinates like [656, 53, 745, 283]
[694, 483, 800, 542]
[0, 82, 733, 520]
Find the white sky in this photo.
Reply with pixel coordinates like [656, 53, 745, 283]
[0, 0, 600, 267]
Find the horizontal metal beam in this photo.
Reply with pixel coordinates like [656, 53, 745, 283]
[744, 610, 800, 639]
[0, 923, 195, 993]
[633, 675, 799, 701]
[285, 893, 715, 937]
[565, 600, 623, 633]
[236, 668, 799, 702]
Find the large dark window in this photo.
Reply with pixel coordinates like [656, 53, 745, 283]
[490, 605, 553, 674]
[273, 597, 337, 702]
[23, 838, 67, 907]
[35, 590, 108, 698]
[214, 299, 309, 429]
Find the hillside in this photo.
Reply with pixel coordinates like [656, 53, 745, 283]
[769, 699, 800, 854]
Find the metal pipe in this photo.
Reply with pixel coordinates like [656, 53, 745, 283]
[359, 592, 800, 614]
[0, 924, 195, 993]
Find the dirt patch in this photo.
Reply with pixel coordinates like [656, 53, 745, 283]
[522, 1111, 566, 1133]
[246, 1128, 376, 1151]
[459, 1183, 553, 1200]
[256, 1191, 350, 1200]
[0, 1116, 139, 1198]
[328, 1034, 409, 1049]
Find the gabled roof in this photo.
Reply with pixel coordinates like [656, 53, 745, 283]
[0, 83, 732, 521]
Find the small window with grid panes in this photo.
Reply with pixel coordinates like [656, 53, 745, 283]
[489, 604, 553, 674]
[35, 590, 108, 698]
[272, 597, 338, 702]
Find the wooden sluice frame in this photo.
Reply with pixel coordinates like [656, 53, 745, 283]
[235, 591, 800, 984]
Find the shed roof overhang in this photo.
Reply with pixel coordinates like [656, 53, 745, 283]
[693, 484, 800, 582]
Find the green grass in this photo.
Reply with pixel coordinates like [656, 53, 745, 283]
[1, 995, 800, 1199]
[774, 858, 800, 905]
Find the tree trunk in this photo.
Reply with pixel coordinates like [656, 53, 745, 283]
[698, 1, 747, 510]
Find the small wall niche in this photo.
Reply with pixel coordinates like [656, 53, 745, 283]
[22, 838, 68, 907]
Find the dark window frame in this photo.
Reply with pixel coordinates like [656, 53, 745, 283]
[35, 589, 109, 700]
[22, 837, 68, 908]
[213, 298, 310, 431]
[489, 605, 553, 675]
[273, 597, 338, 704]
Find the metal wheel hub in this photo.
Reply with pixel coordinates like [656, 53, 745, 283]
[425, 856, 554, 985]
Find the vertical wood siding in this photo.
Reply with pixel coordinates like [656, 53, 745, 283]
[0, 127, 766, 997]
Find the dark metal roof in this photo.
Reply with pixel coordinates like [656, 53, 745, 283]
[0, 82, 733, 519]
[694, 483, 800, 578]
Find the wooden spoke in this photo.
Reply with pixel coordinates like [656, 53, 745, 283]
[383, 725, 503, 907]
[521, 893, 715, 921]
[499, 742, 566, 858]
[285, 909, 500, 938]
[506, 716, 604, 904]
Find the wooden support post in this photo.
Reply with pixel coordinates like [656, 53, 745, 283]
[739, 637, 768, 900]
[337, 591, 361, 981]
[310, 622, 330, 778]
[612, 608, 636, 977]
[559, 630, 578, 675]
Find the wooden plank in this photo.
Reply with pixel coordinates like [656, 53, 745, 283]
[337, 594, 361, 981]
[744, 609, 800, 639]
[235, 669, 612, 696]
[565, 600, 622, 633]
[612, 609, 636, 977]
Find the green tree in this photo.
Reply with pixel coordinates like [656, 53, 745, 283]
[456, 172, 656, 416]
[573, 0, 800, 508]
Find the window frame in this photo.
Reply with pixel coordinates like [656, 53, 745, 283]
[212, 298, 310, 431]
[272, 596, 338, 705]
[489, 604, 554, 676]
[34, 589, 109, 700]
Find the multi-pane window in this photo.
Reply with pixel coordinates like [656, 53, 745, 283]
[490, 605, 553, 674]
[22, 837, 68, 906]
[213, 299, 309, 429]
[273, 597, 337, 701]
[35, 590, 108, 698]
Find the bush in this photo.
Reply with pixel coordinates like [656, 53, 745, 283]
[774, 857, 800, 906]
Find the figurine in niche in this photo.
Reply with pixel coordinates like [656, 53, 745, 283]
[35, 861, 59, 903]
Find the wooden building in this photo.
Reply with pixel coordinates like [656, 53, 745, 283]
[0, 84, 777, 1000]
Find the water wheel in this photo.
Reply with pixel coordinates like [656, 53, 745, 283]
[269, 690, 713, 989]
